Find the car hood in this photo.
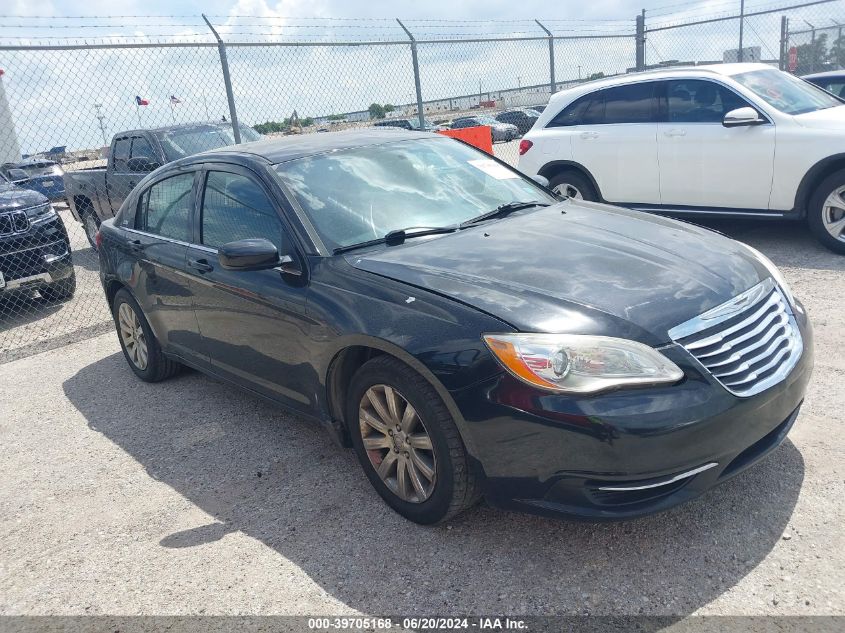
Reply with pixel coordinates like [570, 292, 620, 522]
[794, 105, 845, 129]
[0, 183, 48, 210]
[347, 201, 767, 345]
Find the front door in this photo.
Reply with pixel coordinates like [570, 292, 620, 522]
[657, 79, 776, 210]
[184, 166, 312, 411]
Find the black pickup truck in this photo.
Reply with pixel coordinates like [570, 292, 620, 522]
[0, 174, 75, 303]
[64, 122, 261, 248]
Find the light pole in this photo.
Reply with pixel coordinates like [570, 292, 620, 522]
[93, 103, 108, 147]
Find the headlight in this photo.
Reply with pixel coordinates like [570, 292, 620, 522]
[25, 203, 57, 223]
[483, 333, 684, 395]
[740, 243, 795, 308]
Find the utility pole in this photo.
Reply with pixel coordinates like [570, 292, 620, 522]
[738, 0, 746, 63]
[93, 103, 108, 147]
[635, 9, 646, 71]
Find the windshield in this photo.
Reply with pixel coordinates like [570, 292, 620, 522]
[475, 116, 499, 125]
[731, 69, 842, 115]
[157, 124, 262, 161]
[274, 138, 555, 251]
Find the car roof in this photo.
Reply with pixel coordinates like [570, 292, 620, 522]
[185, 128, 436, 164]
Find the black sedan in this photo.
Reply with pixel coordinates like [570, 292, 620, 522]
[494, 108, 540, 135]
[97, 129, 812, 524]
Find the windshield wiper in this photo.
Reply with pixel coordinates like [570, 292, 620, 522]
[333, 225, 458, 255]
[459, 201, 551, 228]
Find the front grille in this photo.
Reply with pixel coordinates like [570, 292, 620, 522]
[669, 278, 802, 397]
[0, 210, 30, 236]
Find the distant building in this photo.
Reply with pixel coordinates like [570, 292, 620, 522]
[0, 69, 21, 164]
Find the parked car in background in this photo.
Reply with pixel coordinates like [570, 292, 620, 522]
[450, 115, 518, 142]
[519, 63, 845, 254]
[98, 129, 811, 525]
[1, 157, 66, 203]
[64, 122, 262, 249]
[371, 117, 438, 132]
[494, 108, 540, 135]
[527, 103, 547, 113]
[0, 172, 75, 302]
[803, 70, 845, 98]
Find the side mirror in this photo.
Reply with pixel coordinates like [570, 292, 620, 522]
[530, 174, 550, 188]
[126, 156, 161, 173]
[218, 238, 280, 271]
[723, 107, 765, 128]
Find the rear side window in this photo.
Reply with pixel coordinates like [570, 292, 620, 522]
[130, 137, 157, 161]
[200, 171, 285, 252]
[136, 173, 194, 242]
[112, 137, 131, 172]
[548, 82, 658, 126]
[666, 80, 752, 123]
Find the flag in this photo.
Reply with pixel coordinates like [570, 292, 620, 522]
[135, 96, 149, 106]
[170, 95, 182, 104]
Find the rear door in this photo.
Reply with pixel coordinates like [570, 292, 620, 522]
[563, 81, 661, 204]
[184, 164, 312, 410]
[656, 79, 775, 209]
[125, 171, 202, 358]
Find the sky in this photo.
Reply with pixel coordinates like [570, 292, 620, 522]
[1, 0, 842, 154]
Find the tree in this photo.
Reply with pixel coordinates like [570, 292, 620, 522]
[829, 34, 845, 69]
[588, 72, 605, 81]
[795, 33, 828, 74]
[383, 103, 395, 113]
[368, 103, 386, 119]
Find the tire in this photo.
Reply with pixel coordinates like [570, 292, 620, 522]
[549, 169, 598, 202]
[40, 273, 76, 302]
[808, 168, 845, 255]
[346, 356, 482, 524]
[112, 288, 181, 382]
[79, 202, 100, 251]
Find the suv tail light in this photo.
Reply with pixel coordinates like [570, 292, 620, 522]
[519, 139, 533, 156]
[95, 230, 103, 250]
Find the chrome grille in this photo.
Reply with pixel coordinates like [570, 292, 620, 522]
[0, 211, 30, 236]
[668, 278, 802, 397]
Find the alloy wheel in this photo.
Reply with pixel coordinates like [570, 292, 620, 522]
[553, 183, 583, 200]
[118, 302, 148, 370]
[83, 213, 99, 249]
[359, 384, 436, 503]
[822, 185, 845, 242]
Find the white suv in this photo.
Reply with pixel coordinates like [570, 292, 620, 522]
[517, 63, 845, 254]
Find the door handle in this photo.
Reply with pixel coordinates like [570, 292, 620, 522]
[664, 129, 686, 137]
[187, 258, 214, 273]
[126, 239, 142, 253]
[128, 180, 136, 187]
[580, 131, 599, 139]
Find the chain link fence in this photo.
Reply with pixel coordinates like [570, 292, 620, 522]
[0, 0, 843, 361]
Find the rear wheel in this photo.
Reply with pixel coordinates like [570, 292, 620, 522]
[346, 356, 481, 524]
[112, 288, 181, 382]
[808, 169, 845, 255]
[549, 169, 598, 202]
[79, 203, 100, 251]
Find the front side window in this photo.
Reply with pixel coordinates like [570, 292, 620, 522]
[137, 173, 194, 242]
[200, 171, 285, 251]
[666, 80, 751, 123]
[274, 137, 555, 251]
[731, 69, 841, 115]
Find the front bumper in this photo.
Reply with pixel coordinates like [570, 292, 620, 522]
[0, 216, 74, 292]
[451, 305, 814, 520]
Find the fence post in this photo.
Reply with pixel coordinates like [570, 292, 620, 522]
[635, 11, 646, 71]
[780, 15, 789, 70]
[738, 0, 745, 62]
[396, 20, 425, 131]
[535, 20, 555, 95]
[202, 14, 241, 143]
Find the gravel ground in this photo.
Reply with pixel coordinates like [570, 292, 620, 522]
[0, 217, 843, 622]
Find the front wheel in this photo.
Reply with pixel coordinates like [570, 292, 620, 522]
[347, 356, 481, 524]
[808, 169, 845, 255]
